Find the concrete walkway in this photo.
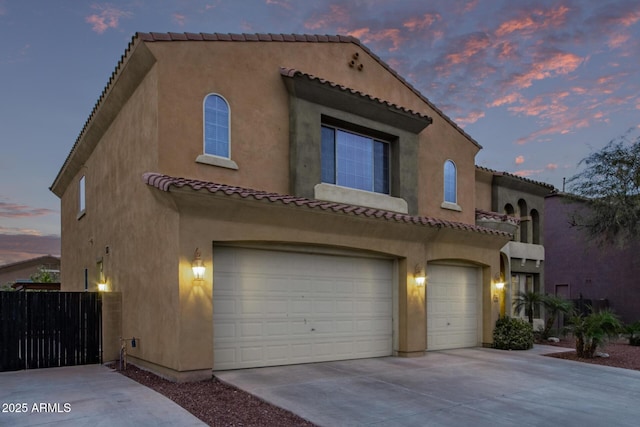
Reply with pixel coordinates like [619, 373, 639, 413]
[0, 364, 205, 426]
[216, 345, 640, 427]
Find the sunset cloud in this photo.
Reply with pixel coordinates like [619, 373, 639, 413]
[172, 13, 186, 26]
[403, 13, 441, 31]
[455, 110, 485, 126]
[445, 32, 491, 65]
[515, 155, 525, 165]
[0, 201, 56, 218]
[546, 163, 558, 171]
[0, 233, 60, 266]
[304, 4, 349, 30]
[495, 5, 570, 37]
[346, 27, 405, 52]
[85, 4, 131, 34]
[504, 50, 583, 89]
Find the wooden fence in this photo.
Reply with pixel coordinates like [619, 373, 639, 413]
[0, 292, 102, 372]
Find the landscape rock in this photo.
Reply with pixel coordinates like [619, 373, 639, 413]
[547, 337, 560, 343]
[595, 352, 610, 358]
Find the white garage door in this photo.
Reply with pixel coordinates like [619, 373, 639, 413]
[213, 247, 393, 370]
[427, 264, 480, 351]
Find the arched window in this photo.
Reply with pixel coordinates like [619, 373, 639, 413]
[531, 209, 540, 244]
[203, 94, 230, 158]
[444, 160, 457, 204]
[518, 199, 529, 243]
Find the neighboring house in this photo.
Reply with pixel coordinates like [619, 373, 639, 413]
[50, 32, 517, 381]
[0, 255, 60, 288]
[545, 193, 640, 324]
[476, 168, 556, 329]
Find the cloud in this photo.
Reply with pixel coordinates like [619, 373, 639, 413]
[504, 50, 584, 90]
[266, 0, 292, 10]
[0, 201, 56, 218]
[444, 32, 491, 66]
[0, 233, 60, 266]
[304, 4, 350, 30]
[494, 5, 570, 38]
[172, 12, 186, 26]
[403, 13, 441, 31]
[455, 110, 484, 126]
[546, 163, 558, 171]
[515, 155, 525, 165]
[347, 27, 405, 52]
[489, 92, 522, 107]
[85, 4, 131, 34]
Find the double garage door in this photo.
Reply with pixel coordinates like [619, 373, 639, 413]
[427, 264, 481, 351]
[213, 247, 393, 370]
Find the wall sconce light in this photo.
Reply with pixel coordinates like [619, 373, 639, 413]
[98, 282, 108, 292]
[494, 272, 505, 290]
[414, 264, 426, 287]
[192, 248, 205, 281]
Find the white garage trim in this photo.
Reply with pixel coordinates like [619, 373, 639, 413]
[213, 246, 394, 370]
[427, 263, 481, 351]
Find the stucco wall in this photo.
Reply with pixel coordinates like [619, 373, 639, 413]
[55, 37, 509, 380]
[545, 194, 640, 323]
[147, 41, 479, 225]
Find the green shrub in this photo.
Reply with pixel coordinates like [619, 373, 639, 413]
[493, 316, 534, 350]
[626, 321, 640, 346]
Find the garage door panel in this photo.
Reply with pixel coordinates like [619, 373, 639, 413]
[427, 265, 480, 351]
[213, 247, 393, 370]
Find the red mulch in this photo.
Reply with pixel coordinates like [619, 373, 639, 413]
[544, 337, 640, 371]
[107, 363, 317, 427]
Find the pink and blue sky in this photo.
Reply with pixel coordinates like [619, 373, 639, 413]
[1, 0, 639, 265]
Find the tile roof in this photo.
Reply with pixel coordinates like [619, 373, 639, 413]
[143, 172, 512, 237]
[475, 209, 520, 225]
[476, 165, 556, 190]
[280, 67, 433, 124]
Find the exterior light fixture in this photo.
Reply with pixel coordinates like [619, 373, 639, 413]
[98, 283, 108, 292]
[414, 264, 426, 287]
[192, 248, 205, 281]
[494, 272, 505, 290]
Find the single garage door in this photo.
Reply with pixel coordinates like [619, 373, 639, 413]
[427, 264, 480, 351]
[213, 247, 393, 370]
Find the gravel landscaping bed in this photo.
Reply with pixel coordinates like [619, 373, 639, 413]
[109, 363, 317, 427]
[544, 337, 640, 371]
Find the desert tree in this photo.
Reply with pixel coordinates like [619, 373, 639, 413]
[567, 129, 640, 247]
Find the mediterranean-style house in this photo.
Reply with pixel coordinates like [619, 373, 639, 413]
[545, 193, 640, 324]
[476, 168, 555, 329]
[51, 32, 531, 381]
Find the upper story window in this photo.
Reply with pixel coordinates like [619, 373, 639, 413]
[444, 160, 457, 204]
[78, 175, 86, 218]
[321, 125, 389, 194]
[197, 94, 237, 169]
[204, 94, 230, 158]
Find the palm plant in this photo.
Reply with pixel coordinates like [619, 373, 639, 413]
[566, 308, 621, 358]
[512, 290, 545, 325]
[541, 294, 574, 339]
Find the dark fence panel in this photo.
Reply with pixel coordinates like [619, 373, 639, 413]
[0, 292, 102, 372]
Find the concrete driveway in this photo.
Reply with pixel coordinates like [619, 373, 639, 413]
[0, 364, 205, 426]
[216, 345, 640, 427]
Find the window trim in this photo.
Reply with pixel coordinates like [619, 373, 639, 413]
[441, 160, 461, 211]
[198, 93, 238, 169]
[321, 123, 391, 195]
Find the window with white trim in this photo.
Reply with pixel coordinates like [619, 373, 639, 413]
[444, 160, 457, 204]
[321, 125, 390, 194]
[204, 94, 230, 158]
